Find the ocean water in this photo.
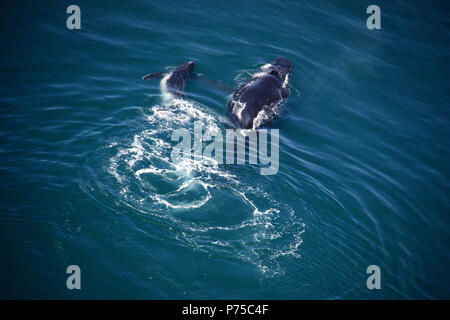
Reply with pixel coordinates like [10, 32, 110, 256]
[0, 0, 449, 299]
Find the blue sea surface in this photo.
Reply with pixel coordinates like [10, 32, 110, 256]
[0, 0, 449, 299]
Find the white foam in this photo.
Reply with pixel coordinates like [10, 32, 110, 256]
[160, 72, 174, 102]
[106, 94, 304, 276]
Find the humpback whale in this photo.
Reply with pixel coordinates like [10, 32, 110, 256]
[228, 57, 292, 129]
[143, 61, 195, 96]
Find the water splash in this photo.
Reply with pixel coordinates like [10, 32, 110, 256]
[104, 97, 305, 275]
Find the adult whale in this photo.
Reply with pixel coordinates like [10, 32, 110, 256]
[142, 61, 195, 96]
[228, 57, 293, 129]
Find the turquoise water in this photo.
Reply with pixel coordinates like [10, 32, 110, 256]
[1, 0, 449, 299]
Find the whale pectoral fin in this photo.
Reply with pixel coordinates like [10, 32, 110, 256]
[142, 72, 166, 80]
[195, 74, 234, 94]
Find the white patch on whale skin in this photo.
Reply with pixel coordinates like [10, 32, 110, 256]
[232, 100, 247, 122]
[252, 71, 269, 79]
[260, 63, 273, 71]
[252, 108, 271, 130]
[252, 99, 284, 130]
[282, 73, 289, 89]
[251, 63, 274, 79]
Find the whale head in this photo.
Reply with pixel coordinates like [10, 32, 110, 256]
[267, 57, 292, 77]
[163, 61, 196, 96]
[177, 60, 195, 76]
[260, 57, 292, 80]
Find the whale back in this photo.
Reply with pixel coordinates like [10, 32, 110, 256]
[143, 61, 195, 97]
[165, 61, 195, 93]
[228, 58, 292, 129]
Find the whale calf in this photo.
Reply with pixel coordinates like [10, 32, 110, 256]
[143, 61, 195, 96]
[228, 57, 292, 129]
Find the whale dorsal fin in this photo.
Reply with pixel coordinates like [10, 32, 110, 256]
[142, 72, 166, 80]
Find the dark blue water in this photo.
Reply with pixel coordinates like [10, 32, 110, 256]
[1, 0, 449, 299]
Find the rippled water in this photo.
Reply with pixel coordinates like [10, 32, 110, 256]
[0, 1, 449, 299]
